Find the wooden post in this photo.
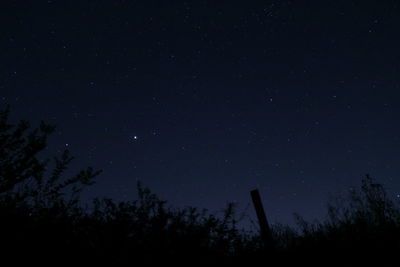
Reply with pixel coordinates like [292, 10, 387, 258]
[251, 189, 274, 249]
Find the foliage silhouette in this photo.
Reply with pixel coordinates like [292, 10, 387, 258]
[0, 107, 399, 266]
[0, 107, 101, 206]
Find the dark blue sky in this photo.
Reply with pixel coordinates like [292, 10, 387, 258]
[1, 0, 400, 226]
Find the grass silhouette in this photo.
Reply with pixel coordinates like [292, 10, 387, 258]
[0, 107, 399, 266]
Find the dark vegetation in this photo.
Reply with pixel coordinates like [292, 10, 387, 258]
[1, 107, 399, 266]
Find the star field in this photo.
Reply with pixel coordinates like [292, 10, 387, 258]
[1, 0, 400, 226]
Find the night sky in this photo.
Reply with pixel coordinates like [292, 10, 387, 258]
[2, 0, 400, 227]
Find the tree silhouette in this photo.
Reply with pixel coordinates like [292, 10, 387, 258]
[0, 107, 101, 206]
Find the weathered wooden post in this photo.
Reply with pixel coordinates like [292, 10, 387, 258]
[251, 189, 274, 249]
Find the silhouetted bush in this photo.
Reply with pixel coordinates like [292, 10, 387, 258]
[1, 107, 399, 266]
[290, 175, 400, 266]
